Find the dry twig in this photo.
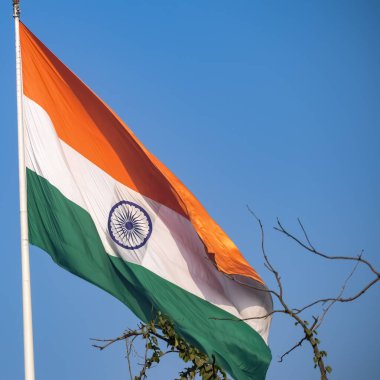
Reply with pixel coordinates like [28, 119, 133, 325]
[241, 207, 379, 379]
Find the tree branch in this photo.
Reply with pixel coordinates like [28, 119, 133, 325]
[275, 219, 379, 277]
[244, 209, 380, 379]
[279, 337, 307, 363]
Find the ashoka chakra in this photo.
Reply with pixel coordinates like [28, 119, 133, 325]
[108, 200, 152, 250]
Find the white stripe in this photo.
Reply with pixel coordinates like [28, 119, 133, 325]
[23, 95, 272, 342]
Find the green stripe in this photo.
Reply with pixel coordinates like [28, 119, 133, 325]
[27, 168, 271, 380]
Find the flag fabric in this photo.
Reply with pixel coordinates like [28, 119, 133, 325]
[20, 22, 272, 380]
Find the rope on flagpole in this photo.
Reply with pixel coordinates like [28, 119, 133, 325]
[13, 1, 36, 379]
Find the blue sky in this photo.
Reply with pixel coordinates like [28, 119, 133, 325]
[0, 1, 379, 379]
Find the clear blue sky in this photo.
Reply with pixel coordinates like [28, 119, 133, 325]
[0, 1, 379, 379]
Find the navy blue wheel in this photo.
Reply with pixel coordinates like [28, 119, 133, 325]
[108, 200, 152, 250]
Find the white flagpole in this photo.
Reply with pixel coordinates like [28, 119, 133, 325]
[13, 1, 36, 379]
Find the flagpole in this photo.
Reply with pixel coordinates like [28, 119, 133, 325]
[13, 1, 36, 379]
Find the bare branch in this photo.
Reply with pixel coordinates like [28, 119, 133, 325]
[243, 212, 380, 379]
[224, 274, 281, 299]
[241, 309, 287, 321]
[91, 331, 143, 350]
[279, 337, 307, 363]
[297, 218, 316, 251]
[247, 206, 284, 299]
[274, 218, 380, 316]
[209, 309, 287, 322]
[293, 275, 380, 314]
[315, 257, 361, 329]
[275, 219, 379, 277]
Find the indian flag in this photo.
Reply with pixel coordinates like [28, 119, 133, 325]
[20, 22, 272, 380]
